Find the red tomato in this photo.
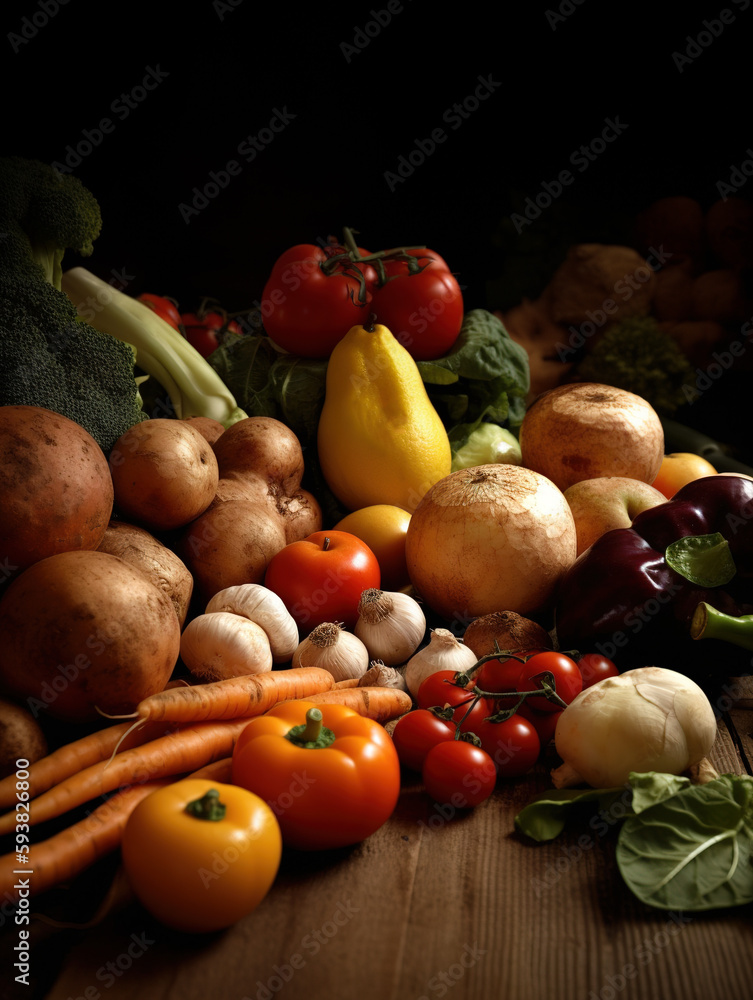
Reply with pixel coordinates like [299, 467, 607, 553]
[263, 530, 380, 631]
[518, 702, 563, 747]
[380, 248, 452, 278]
[473, 712, 541, 779]
[261, 244, 377, 358]
[416, 670, 474, 713]
[181, 311, 243, 359]
[137, 293, 182, 331]
[475, 654, 530, 710]
[517, 651, 583, 713]
[391, 709, 456, 772]
[422, 740, 496, 808]
[370, 258, 463, 361]
[577, 653, 620, 689]
[453, 693, 494, 735]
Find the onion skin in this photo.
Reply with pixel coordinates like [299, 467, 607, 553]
[519, 383, 665, 492]
[404, 464, 577, 623]
[551, 666, 717, 789]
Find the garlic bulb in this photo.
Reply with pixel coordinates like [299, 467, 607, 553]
[354, 589, 426, 666]
[205, 583, 299, 663]
[404, 628, 478, 699]
[552, 666, 718, 789]
[180, 611, 273, 681]
[359, 660, 409, 692]
[292, 622, 370, 682]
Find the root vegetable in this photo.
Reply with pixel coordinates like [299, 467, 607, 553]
[109, 418, 219, 531]
[462, 611, 552, 659]
[519, 382, 665, 492]
[405, 465, 577, 623]
[0, 404, 114, 577]
[180, 612, 273, 681]
[0, 698, 48, 779]
[96, 519, 194, 626]
[0, 550, 180, 723]
[551, 666, 717, 789]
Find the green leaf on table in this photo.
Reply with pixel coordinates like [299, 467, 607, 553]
[616, 773, 753, 911]
[514, 786, 627, 842]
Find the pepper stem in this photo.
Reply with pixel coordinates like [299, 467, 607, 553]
[184, 788, 227, 822]
[285, 707, 337, 749]
[690, 602, 753, 651]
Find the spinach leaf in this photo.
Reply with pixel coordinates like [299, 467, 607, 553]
[616, 774, 753, 911]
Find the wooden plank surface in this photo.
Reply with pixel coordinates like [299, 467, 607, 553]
[4, 711, 752, 1000]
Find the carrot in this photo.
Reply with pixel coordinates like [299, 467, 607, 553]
[332, 678, 361, 689]
[133, 665, 335, 723]
[301, 686, 413, 723]
[0, 718, 250, 836]
[0, 757, 236, 903]
[0, 718, 180, 811]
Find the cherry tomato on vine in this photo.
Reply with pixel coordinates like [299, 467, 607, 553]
[137, 292, 182, 331]
[577, 653, 620, 689]
[181, 310, 243, 359]
[475, 655, 530, 710]
[518, 702, 563, 747]
[379, 248, 452, 278]
[453, 693, 494, 734]
[371, 261, 464, 362]
[416, 670, 474, 712]
[391, 709, 456, 772]
[422, 740, 496, 808]
[516, 651, 583, 713]
[472, 712, 541, 778]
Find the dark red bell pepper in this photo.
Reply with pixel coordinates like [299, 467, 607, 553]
[554, 474, 753, 681]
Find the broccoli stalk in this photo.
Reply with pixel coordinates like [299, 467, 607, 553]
[0, 157, 147, 453]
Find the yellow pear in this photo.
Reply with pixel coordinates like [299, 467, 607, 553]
[317, 319, 452, 513]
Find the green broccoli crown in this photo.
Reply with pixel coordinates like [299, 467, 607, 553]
[575, 316, 695, 416]
[0, 157, 145, 453]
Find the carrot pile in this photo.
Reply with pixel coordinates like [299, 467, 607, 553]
[0, 665, 411, 903]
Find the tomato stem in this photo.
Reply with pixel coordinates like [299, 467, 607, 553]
[184, 788, 227, 822]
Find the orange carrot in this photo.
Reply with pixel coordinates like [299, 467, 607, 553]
[301, 686, 412, 722]
[0, 718, 250, 835]
[332, 678, 361, 689]
[0, 757, 236, 903]
[134, 665, 335, 723]
[0, 718, 180, 811]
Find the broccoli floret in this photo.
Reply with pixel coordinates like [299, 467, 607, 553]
[0, 156, 146, 453]
[574, 316, 695, 416]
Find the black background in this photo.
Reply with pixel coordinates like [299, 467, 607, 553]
[2, 0, 751, 451]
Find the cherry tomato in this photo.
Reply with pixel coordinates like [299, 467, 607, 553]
[518, 702, 563, 747]
[380, 248, 452, 278]
[472, 712, 541, 778]
[371, 261, 464, 361]
[391, 709, 456, 772]
[453, 693, 494, 734]
[261, 243, 377, 358]
[422, 740, 496, 808]
[475, 654, 530, 710]
[137, 292, 182, 331]
[577, 652, 620, 689]
[263, 530, 380, 631]
[517, 651, 583, 713]
[416, 670, 474, 712]
[182, 310, 243, 359]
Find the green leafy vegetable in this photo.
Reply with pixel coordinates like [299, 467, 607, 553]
[665, 532, 736, 588]
[616, 774, 753, 911]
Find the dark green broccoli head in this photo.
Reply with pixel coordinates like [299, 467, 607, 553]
[0, 156, 102, 287]
[0, 157, 145, 453]
[575, 316, 695, 416]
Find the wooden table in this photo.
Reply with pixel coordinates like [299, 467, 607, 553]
[3, 681, 753, 1000]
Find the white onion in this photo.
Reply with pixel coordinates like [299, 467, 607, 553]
[404, 464, 577, 623]
[552, 666, 718, 788]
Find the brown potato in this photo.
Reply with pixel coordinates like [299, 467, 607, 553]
[182, 415, 226, 445]
[0, 697, 48, 779]
[0, 550, 180, 723]
[97, 520, 194, 626]
[0, 404, 114, 576]
[109, 418, 219, 531]
[212, 416, 305, 495]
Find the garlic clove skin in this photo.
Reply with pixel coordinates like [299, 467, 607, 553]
[292, 622, 370, 682]
[180, 611, 273, 682]
[404, 627, 478, 700]
[206, 583, 299, 663]
[355, 589, 427, 666]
